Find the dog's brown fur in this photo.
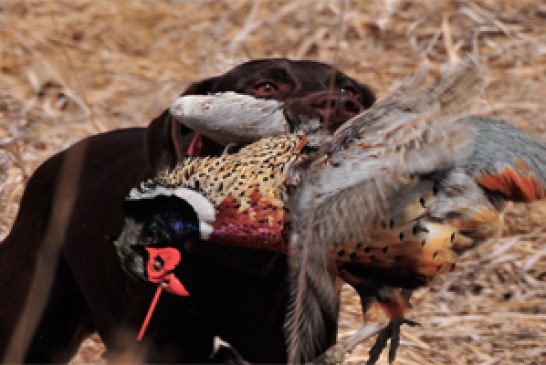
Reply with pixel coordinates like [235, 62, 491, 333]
[0, 59, 375, 363]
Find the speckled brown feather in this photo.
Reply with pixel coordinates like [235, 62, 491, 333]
[333, 180, 462, 277]
[146, 134, 307, 252]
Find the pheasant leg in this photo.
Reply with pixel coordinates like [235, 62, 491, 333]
[366, 315, 419, 365]
[339, 267, 419, 364]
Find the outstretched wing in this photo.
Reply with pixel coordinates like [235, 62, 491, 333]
[330, 59, 484, 149]
[284, 60, 486, 363]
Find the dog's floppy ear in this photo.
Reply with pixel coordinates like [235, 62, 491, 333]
[146, 76, 220, 173]
[145, 109, 186, 172]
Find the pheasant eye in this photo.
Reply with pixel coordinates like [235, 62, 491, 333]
[153, 255, 164, 271]
[146, 224, 161, 244]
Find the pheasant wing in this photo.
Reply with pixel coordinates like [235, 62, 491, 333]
[284, 60, 485, 363]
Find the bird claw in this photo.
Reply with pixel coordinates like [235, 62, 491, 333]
[366, 318, 419, 365]
[313, 322, 387, 365]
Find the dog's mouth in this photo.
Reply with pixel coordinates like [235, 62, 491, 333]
[182, 108, 323, 158]
[186, 131, 227, 158]
[186, 132, 201, 156]
[186, 132, 204, 156]
[172, 93, 334, 155]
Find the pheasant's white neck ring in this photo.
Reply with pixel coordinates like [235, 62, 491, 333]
[127, 186, 215, 239]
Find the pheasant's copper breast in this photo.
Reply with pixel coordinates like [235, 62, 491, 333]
[157, 134, 308, 251]
[333, 178, 480, 282]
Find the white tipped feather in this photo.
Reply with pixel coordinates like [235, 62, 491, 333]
[170, 92, 290, 145]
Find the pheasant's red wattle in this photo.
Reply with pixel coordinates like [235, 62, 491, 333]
[145, 247, 189, 296]
[138, 247, 188, 341]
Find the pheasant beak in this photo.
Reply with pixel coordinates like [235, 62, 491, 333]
[145, 247, 189, 296]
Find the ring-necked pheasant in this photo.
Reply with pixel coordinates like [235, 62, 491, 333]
[114, 61, 545, 364]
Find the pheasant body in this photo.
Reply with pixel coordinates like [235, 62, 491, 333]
[334, 178, 468, 279]
[115, 61, 545, 364]
[131, 132, 489, 282]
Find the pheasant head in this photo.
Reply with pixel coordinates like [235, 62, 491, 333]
[114, 186, 215, 285]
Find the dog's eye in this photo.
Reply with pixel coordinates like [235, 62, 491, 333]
[340, 86, 357, 96]
[253, 82, 279, 97]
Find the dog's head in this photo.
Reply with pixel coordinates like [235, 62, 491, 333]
[146, 58, 375, 173]
[117, 59, 375, 283]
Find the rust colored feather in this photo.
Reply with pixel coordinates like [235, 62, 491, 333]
[475, 159, 545, 202]
[209, 189, 288, 252]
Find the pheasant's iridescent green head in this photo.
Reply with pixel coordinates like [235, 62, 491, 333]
[114, 187, 215, 281]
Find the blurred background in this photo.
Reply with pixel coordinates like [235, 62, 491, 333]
[1, 1, 545, 363]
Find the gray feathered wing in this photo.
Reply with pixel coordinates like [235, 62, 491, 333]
[284, 60, 485, 363]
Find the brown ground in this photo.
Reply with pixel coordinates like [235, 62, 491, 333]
[1, 1, 545, 364]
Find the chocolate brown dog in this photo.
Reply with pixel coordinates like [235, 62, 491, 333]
[0, 59, 375, 363]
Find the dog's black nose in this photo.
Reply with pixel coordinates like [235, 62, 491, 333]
[308, 92, 363, 128]
[310, 93, 361, 113]
[284, 91, 365, 133]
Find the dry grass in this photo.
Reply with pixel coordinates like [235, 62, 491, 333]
[1, 1, 544, 364]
